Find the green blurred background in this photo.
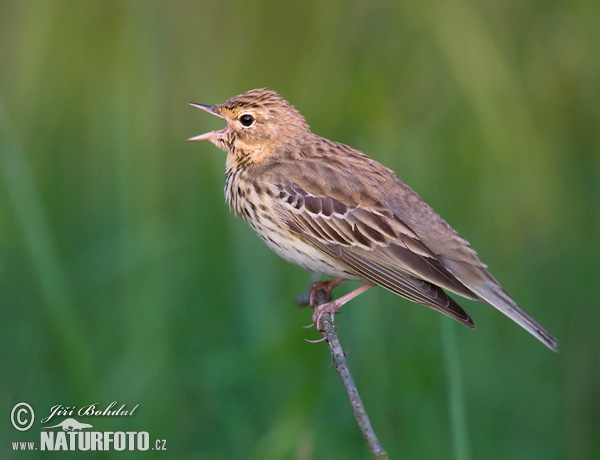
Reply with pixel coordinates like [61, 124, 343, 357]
[1, 1, 598, 458]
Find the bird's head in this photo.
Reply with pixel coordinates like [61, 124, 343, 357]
[187, 89, 310, 164]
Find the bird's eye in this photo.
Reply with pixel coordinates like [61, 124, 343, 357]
[239, 114, 255, 127]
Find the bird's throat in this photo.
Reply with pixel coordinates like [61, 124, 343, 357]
[226, 143, 270, 170]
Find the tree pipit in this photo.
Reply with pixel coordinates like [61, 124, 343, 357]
[187, 89, 557, 351]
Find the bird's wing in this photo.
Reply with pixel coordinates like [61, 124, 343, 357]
[269, 154, 557, 350]
[275, 182, 476, 328]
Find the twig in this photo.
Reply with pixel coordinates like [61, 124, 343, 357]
[311, 288, 389, 459]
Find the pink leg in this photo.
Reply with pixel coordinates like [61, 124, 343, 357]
[312, 283, 374, 331]
[309, 278, 347, 307]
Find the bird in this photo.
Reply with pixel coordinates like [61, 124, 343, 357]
[187, 88, 557, 351]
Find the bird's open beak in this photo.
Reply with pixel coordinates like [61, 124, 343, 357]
[186, 103, 228, 142]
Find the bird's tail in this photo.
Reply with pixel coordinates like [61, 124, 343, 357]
[475, 284, 558, 352]
[442, 257, 558, 351]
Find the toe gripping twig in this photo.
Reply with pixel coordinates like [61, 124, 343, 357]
[310, 288, 389, 460]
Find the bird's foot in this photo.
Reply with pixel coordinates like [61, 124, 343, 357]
[312, 297, 345, 331]
[302, 280, 375, 343]
[303, 299, 344, 343]
[306, 283, 374, 343]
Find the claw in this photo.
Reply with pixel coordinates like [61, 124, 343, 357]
[305, 336, 327, 344]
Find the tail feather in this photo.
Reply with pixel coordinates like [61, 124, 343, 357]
[441, 257, 558, 352]
[475, 285, 558, 352]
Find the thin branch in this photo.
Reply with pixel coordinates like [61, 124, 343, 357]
[309, 288, 389, 459]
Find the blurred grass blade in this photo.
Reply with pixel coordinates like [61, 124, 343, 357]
[442, 318, 471, 460]
[0, 99, 94, 395]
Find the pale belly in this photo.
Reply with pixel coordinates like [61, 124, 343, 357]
[249, 217, 362, 281]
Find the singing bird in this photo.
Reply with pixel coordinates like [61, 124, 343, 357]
[187, 89, 557, 351]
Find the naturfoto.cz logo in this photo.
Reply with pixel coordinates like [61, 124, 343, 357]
[10, 401, 167, 453]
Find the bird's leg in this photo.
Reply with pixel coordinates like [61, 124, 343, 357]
[312, 283, 374, 332]
[309, 278, 347, 307]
